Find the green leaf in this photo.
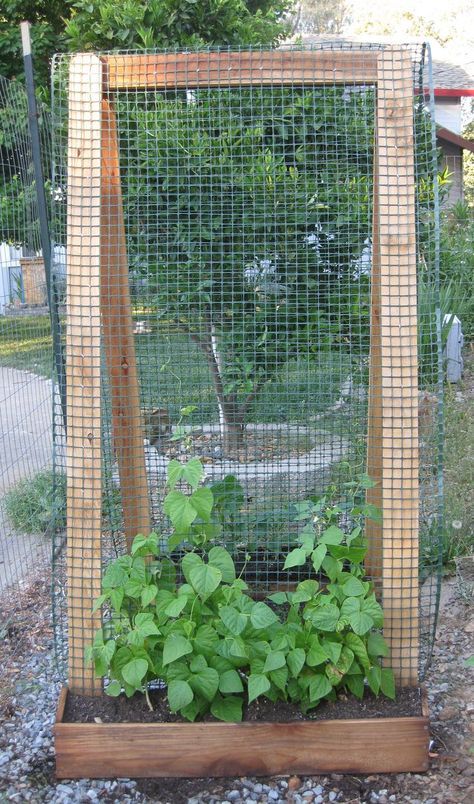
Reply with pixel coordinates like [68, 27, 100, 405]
[190, 487, 213, 521]
[105, 680, 122, 697]
[163, 633, 193, 666]
[164, 596, 188, 617]
[181, 552, 202, 585]
[322, 640, 342, 664]
[367, 632, 390, 658]
[141, 585, 158, 608]
[181, 457, 204, 489]
[190, 654, 207, 673]
[164, 490, 198, 531]
[92, 593, 107, 613]
[341, 576, 366, 597]
[189, 563, 222, 601]
[283, 547, 307, 569]
[250, 602, 279, 629]
[166, 459, 183, 489]
[268, 592, 288, 604]
[306, 637, 327, 667]
[308, 673, 332, 701]
[349, 611, 374, 636]
[263, 651, 286, 673]
[110, 588, 125, 613]
[362, 595, 384, 628]
[168, 679, 194, 712]
[122, 658, 148, 688]
[219, 606, 247, 636]
[248, 673, 271, 703]
[219, 669, 244, 693]
[346, 674, 365, 699]
[308, 603, 340, 631]
[210, 695, 243, 722]
[311, 544, 327, 572]
[228, 636, 249, 660]
[367, 665, 381, 695]
[321, 555, 342, 581]
[287, 648, 305, 677]
[380, 667, 396, 699]
[345, 633, 370, 672]
[190, 667, 219, 702]
[320, 525, 345, 545]
[270, 665, 288, 693]
[208, 546, 236, 583]
[102, 561, 128, 589]
[194, 624, 219, 657]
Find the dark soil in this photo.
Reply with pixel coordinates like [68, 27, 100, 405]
[63, 685, 422, 724]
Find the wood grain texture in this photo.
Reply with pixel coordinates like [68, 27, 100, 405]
[66, 54, 103, 695]
[103, 51, 378, 90]
[365, 149, 383, 583]
[100, 100, 151, 550]
[375, 50, 419, 686]
[55, 691, 429, 778]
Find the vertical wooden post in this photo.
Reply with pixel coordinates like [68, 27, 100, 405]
[100, 99, 151, 550]
[66, 54, 103, 695]
[373, 49, 419, 686]
[365, 157, 383, 583]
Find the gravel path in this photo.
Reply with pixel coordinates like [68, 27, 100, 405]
[0, 570, 472, 804]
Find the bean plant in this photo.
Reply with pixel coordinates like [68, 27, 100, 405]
[88, 459, 395, 720]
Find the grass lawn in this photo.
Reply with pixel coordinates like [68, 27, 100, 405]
[0, 315, 54, 378]
[0, 313, 357, 426]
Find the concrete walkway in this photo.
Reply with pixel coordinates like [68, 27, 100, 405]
[0, 367, 58, 591]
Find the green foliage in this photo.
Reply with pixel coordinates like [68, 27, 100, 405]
[4, 469, 66, 534]
[65, 0, 290, 51]
[439, 204, 474, 340]
[123, 85, 373, 438]
[89, 459, 395, 721]
[0, 1, 67, 86]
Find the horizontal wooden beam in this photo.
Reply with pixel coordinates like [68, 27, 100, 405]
[103, 51, 379, 91]
[55, 688, 429, 778]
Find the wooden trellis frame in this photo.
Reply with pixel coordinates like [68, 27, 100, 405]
[65, 49, 419, 698]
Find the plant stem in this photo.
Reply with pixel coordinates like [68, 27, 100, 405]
[145, 686, 154, 712]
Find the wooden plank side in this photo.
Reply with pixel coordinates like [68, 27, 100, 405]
[66, 54, 103, 695]
[376, 50, 419, 687]
[365, 151, 383, 582]
[55, 717, 429, 778]
[103, 51, 378, 90]
[100, 99, 151, 550]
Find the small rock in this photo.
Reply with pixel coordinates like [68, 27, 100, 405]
[288, 776, 301, 791]
[439, 706, 457, 721]
[328, 793, 337, 802]
[227, 793, 240, 802]
[312, 786, 324, 796]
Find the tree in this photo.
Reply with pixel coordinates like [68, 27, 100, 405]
[64, 0, 291, 51]
[0, 0, 68, 87]
[121, 85, 373, 450]
[289, 1, 349, 35]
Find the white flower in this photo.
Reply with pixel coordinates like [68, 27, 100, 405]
[451, 520, 462, 530]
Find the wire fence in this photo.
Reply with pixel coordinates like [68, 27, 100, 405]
[49, 43, 443, 696]
[0, 75, 63, 673]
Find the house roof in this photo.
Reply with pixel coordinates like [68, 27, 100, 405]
[437, 126, 474, 153]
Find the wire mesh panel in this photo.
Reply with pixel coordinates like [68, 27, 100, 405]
[51, 45, 442, 696]
[0, 75, 63, 678]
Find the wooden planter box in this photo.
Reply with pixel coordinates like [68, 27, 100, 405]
[55, 687, 430, 779]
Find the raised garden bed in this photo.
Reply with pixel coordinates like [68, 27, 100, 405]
[55, 686, 429, 778]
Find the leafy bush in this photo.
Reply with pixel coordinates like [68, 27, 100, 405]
[89, 459, 395, 721]
[4, 469, 66, 535]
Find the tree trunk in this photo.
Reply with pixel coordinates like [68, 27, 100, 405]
[221, 403, 245, 454]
